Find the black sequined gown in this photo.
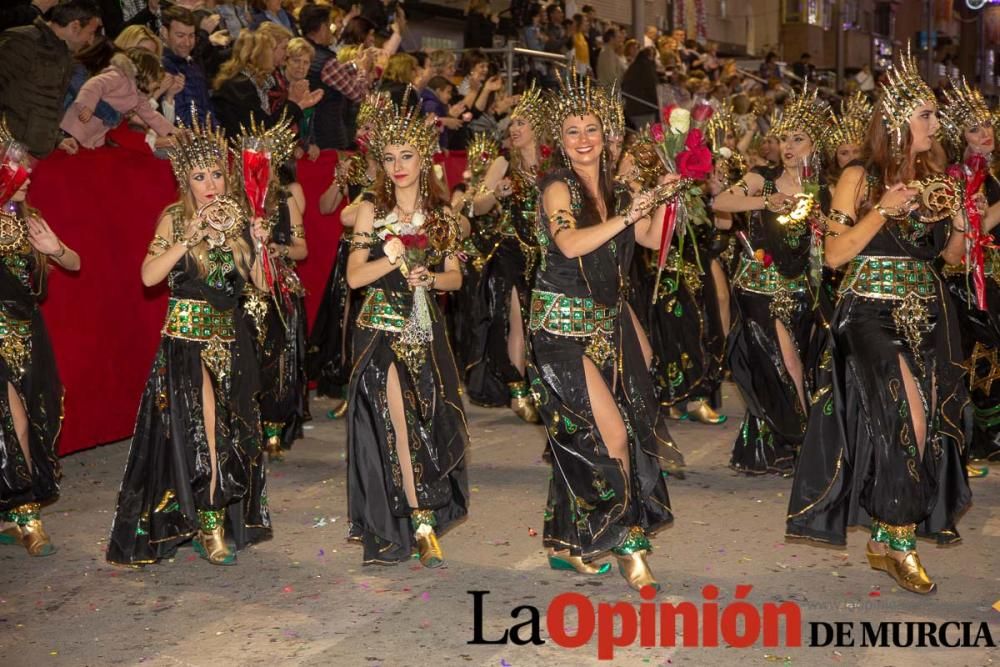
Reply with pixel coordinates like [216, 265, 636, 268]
[347, 210, 469, 564]
[0, 226, 63, 516]
[528, 169, 678, 560]
[787, 173, 972, 545]
[465, 167, 540, 405]
[943, 166, 1000, 462]
[107, 213, 270, 565]
[728, 172, 827, 474]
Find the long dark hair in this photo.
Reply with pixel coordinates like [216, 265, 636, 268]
[373, 157, 449, 214]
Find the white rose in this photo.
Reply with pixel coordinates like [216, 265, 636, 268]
[719, 147, 733, 159]
[668, 107, 691, 134]
[412, 211, 426, 227]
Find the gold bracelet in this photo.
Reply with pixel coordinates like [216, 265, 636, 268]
[52, 242, 67, 259]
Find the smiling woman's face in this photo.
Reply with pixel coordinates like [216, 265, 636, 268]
[561, 114, 603, 168]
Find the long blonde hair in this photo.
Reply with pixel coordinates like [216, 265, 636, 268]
[214, 31, 276, 89]
[115, 25, 163, 57]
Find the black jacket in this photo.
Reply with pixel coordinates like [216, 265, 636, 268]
[211, 74, 301, 139]
[0, 18, 74, 156]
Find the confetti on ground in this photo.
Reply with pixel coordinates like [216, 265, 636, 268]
[994, 599, 1000, 613]
[282, 586, 294, 593]
[420, 592, 430, 601]
[500, 660, 511, 667]
[527, 528, 537, 537]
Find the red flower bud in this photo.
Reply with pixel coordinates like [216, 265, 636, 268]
[692, 103, 714, 123]
[650, 123, 665, 143]
[540, 144, 553, 159]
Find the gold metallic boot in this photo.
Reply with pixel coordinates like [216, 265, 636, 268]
[548, 551, 612, 575]
[0, 503, 55, 556]
[966, 463, 988, 478]
[687, 398, 727, 425]
[509, 381, 541, 424]
[612, 526, 660, 591]
[411, 509, 444, 568]
[194, 509, 236, 565]
[866, 520, 934, 594]
[264, 422, 284, 462]
[328, 399, 348, 420]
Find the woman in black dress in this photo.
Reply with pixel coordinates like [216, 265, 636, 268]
[939, 75, 1000, 470]
[465, 86, 545, 422]
[529, 74, 684, 590]
[712, 86, 832, 475]
[107, 116, 272, 566]
[787, 52, 971, 594]
[0, 133, 81, 557]
[345, 99, 469, 567]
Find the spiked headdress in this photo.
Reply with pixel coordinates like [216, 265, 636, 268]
[367, 94, 438, 166]
[357, 90, 393, 131]
[771, 82, 832, 143]
[705, 99, 736, 151]
[940, 75, 993, 153]
[598, 80, 625, 140]
[466, 131, 501, 187]
[823, 91, 873, 153]
[878, 44, 935, 155]
[509, 83, 547, 139]
[167, 106, 229, 187]
[233, 112, 297, 166]
[546, 63, 611, 141]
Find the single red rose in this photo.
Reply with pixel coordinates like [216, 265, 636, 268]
[539, 144, 553, 159]
[946, 163, 963, 181]
[676, 145, 713, 180]
[684, 128, 705, 151]
[661, 104, 676, 121]
[415, 234, 429, 249]
[650, 123, 665, 143]
[691, 103, 714, 123]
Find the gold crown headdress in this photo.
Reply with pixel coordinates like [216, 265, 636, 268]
[467, 131, 501, 186]
[940, 75, 993, 152]
[367, 94, 438, 166]
[233, 112, 297, 166]
[167, 107, 229, 187]
[705, 99, 735, 150]
[823, 91, 873, 153]
[357, 90, 392, 131]
[878, 44, 934, 152]
[771, 82, 832, 143]
[546, 63, 611, 140]
[509, 83, 547, 139]
[0, 116, 12, 145]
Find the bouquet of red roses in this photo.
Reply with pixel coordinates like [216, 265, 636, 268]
[647, 103, 715, 303]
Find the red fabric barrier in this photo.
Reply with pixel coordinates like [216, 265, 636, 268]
[28, 146, 466, 455]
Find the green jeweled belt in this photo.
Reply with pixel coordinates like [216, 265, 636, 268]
[528, 290, 618, 337]
[734, 258, 807, 295]
[840, 255, 937, 301]
[162, 298, 235, 342]
[357, 288, 407, 333]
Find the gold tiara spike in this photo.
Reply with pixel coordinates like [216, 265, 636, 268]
[598, 79, 625, 139]
[940, 75, 993, 152]
[0, 116, 12, 145]
[367, 92, 438, 166]
[823, 91, 873, 152]
[467, 131, 500, 186]
[547, 62, 611, 139]
[166, 106, 229, 186]
[234, 112, 297, 166]
[509, 83, 547, 140]
[878, 44, 934, 139]
[771, 81, 832, 143]
[357, 90, 392, 130]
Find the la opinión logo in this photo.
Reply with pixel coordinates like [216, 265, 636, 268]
[468, 587, 997, 660]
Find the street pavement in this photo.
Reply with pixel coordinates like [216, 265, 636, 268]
[2, 386, 998, 666]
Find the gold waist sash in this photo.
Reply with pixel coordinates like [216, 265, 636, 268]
[840, 255, 936, 300]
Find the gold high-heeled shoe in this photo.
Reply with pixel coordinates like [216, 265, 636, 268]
[0, 503, 55, 557]
[966, 463, 988, 479]
[328, 400, 348, 420]
[264, 423, 284, 462]
[411, 509, 443, 568]
[509, 381, 541, 424]
[613, 526, 660, 591]
[548, 552, 612, 575]
[687, 399, 727, 425]
[865, 543, 935, 594]
[194, 510, 236, 565]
